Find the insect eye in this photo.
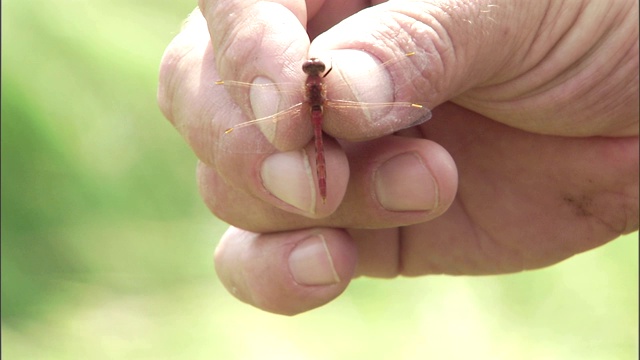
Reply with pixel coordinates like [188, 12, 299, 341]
[302, 59, 326, 75]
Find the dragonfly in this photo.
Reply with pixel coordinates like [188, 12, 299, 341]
[215, 51, 432, 204]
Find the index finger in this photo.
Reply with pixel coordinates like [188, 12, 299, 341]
[200, 0, 309, 74]
[200, 0, 310, 130]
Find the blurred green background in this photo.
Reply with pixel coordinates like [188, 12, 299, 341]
[1, 0, 638, 359]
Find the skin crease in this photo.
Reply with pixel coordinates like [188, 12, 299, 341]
[158, 0, 638, 314]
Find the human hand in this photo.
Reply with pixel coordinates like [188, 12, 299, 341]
[158, 0, 639, 315]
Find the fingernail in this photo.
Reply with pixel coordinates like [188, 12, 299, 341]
[261, 150, 315, 213]
[375, 153, 438, 211]
[248, 77, 281, 143]
[288, 235, 340, 286]
[250, 76, 281, 119]
[325, 50, 393, 104]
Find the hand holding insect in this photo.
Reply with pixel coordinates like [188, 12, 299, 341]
[159, 0, 638, 315]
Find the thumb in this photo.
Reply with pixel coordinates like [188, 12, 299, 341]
[309, 1, 638, 136]
[309, 1, 529, 112]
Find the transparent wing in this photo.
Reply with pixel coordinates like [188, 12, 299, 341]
[322, 99, 432, 141]
[215, 79, 312, 154]
[319, 51, 432, 139]
[214, 51, 432, 153]
[217, 103, 313, 154]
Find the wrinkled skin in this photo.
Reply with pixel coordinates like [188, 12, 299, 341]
[158, 0, 639, 315]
